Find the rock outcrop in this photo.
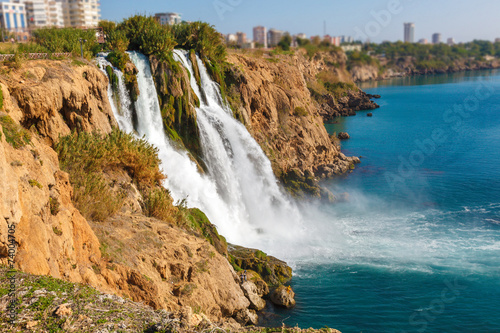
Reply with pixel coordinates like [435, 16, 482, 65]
[270, 285, 296, 308]
[229, 245, 292, 286]
[1, 59, 116, 146]
[226, 50, 362, 198]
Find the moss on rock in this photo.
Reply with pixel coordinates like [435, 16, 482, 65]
[228, 245, 292, 287]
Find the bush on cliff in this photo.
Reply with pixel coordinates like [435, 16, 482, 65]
[55, 129, 165, 221]
[117, 15, 177, 61]
[171, 21, 227, 65]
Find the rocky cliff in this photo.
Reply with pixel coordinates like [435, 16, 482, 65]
[0, 58, 263, 329]
[225, 50, 369, 199]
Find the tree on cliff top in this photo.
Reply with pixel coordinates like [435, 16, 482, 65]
[171, 21, 227, 64]
[117, 15, 177, 61]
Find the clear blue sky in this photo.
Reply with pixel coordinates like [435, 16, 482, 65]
[101, 0, 500, 43]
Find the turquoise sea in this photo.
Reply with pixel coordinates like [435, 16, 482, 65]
[266, 70, 500, 332]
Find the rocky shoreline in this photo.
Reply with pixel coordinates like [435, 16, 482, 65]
[351, 59, 500, 82]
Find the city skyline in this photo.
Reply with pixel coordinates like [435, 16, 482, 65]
[100, 0, 500, 44]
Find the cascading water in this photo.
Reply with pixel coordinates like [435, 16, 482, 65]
[97, 51, 305, 255]
[95, 55, 135, 134]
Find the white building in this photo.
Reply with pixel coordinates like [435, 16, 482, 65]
[155, 12, 181, 26]
[404, 22, 414, 43]
[267, 28, 284, 47]
[447, 37, 455, 46]
[253, 26, 267, 48]
[0, 1, 27, 31]
[47, 0, 63, 27]
[341, 44, 362, 52]
[62, 0, 100, 27]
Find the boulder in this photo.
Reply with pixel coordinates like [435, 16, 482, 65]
[54, 303, 73, 317]
[270, 285, 296, 308]
[241, 281, 266, 311]
[367, 112, 373, 117]
[234, 308, 258, 326]
[244, 270, 269, 297]
[337, 132, 350, 140]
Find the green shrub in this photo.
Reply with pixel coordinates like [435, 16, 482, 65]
[294, 106, 308, 117]
[142, 187, 176, 223]
[52, 226, 62, 236]
[31, 27, 100, 57]
[28, 179, 43, 189]
[0, 115, 31, 148]
[171, 21, 226, 64]
[118, 15, 176, 60]
[49, 197, 60, 215]
[104, 26, 129, 52]
[55, 129, 165, 221]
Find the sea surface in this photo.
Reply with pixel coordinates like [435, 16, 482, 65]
[265, 70, 500, 332]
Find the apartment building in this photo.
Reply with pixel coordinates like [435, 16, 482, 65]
[155, 12, 181, 25]
[0, 1, 27, 31]
[253, 26, 266, 48]
[267, 28, 283, 47]
[62, 0, 100, 28]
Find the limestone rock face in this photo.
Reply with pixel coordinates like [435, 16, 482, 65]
[1, 59, 116, 145]
[240, 281, 266, 311]
[0, 122, 106, 289]
[0, 60, 253, 326]
[226, 51, 363, 184]
[270, 285, 296, 308]
[350, 65, 379, 82]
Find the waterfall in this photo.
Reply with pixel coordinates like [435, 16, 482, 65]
[96, 51, 305, 254]
[95, 55, 135, 134]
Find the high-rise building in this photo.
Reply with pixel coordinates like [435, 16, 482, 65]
[432, 33, 441, 44]
[418, 38, 428, 44]
[0, 1, 27, 31]
[154, 12, 181, 26]
[267, 28, 284, 47]
[447, 37, 455, 46]
[15, 0, 64, 27]
[236, 31, 246, 47]
[16, 0, 47, 27]
[253, 26, 267, 48]
[495, 38, 500, 43]
[62, 0, 100, 27]
[404, 22, 414, 43]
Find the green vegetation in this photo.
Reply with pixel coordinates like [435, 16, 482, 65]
[52, 226, 62, 236]
[28, 179, 43, 189]
[293, 106, 308, 117]
[49, 197, 60, 215]
[55, 129, 164, 221]
[114, 15, 176, 61]
[0, 115, 31, 148]
[277, 34, 292, 51]
[178, 207, 228, 255]
[171, 21, 227, 64]
[356, 40, 500, 72]
[296, 37, 342, 59]
[346, 50, 379, 70]
[142, 187, 176, 223]
[31, 27, 101, 57]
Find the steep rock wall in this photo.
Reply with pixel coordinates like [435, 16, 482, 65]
[226, 51, 361, 185]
